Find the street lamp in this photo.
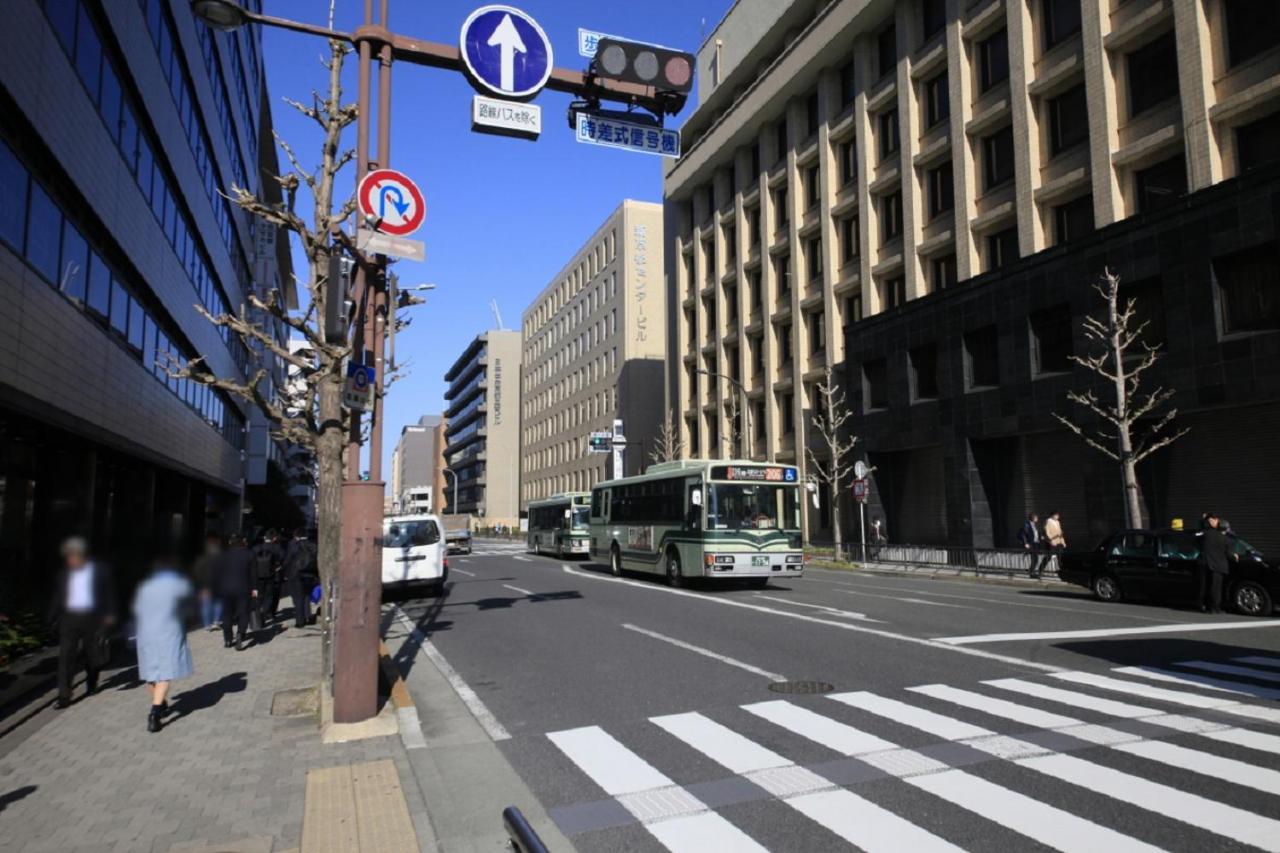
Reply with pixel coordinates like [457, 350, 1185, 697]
[191, 0, 247, 30]
[697, 368, 753, 460]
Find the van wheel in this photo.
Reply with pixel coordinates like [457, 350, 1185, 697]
[610, 544, 623, 577]
[1092, 572, 1122, 602]
[1232, 580, 1273, 616]
[666, 551, 684, 588]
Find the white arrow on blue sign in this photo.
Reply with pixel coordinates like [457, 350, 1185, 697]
[460, 5, 553, 100]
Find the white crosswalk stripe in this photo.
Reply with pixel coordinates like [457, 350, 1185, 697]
[545, 663, 1280, 852]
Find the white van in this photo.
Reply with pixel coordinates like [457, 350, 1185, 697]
[382, 514, 448, 594]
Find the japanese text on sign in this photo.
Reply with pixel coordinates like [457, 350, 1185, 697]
[633, 224, 648, 343]
[575, 113, 680, 158]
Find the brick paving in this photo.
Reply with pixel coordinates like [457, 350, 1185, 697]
[0, 612, 422, 853]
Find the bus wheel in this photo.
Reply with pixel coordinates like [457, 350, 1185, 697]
[666, 551, 684, 588]
[610, 545, 623, 577]
[748, 577, 769, 590]
[557, 541, 565, 559]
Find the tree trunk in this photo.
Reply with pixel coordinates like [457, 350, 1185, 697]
[314, 372, 344, 684]
[1121, 452, 1144, 530]
[830, 482, 842, 558]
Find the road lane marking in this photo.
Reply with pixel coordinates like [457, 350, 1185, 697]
[513, 555, 532, 562]
[546, 725, 767, 852]
[835, 589, 977, 609]
[620, 624, 786, 682]
[451, 567, 476, 577]
[651, 712, 963, 853]
[1114, 665, 1280, 700]
[932, 619, 1280, 644]
[560, 564, 1064, 673]
[752, 594, 883, 622]
[393, 607, 510, 741]
[1177, 659, 1280, 683]
[502, 584, 533, 596]
[1049, 671, 1280, 724]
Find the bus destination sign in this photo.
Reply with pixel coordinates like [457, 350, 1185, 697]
[713, 466, 798, 482]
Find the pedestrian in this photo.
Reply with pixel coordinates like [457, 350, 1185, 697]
[47, 537, 116, 709]
[191, 533, 223, 632]
[870, 517, 886, 560]
[1018, 513, 1043, 578]
[1043, 511, 1067, 575]
[252, 530, 284, 627]
[132, 554, 195, 733]
[283, 528, 317, 629]
[1198, 512, 1233, 613]
[215, 534, 257, 650]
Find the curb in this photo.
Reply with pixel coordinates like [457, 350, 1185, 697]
[379, 641, 426, 750]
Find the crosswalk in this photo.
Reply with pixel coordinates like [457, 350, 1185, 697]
[461, 540, 530, 557]
[544, 655, 1280, 852]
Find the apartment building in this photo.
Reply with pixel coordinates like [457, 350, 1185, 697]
[666, 0, 1280, 543]
[390, 414, 447, 513]
[520, 200, 667, 505]
[442, 331, 521, 525]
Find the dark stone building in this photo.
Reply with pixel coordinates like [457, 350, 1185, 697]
[842, 165, 1280, 555]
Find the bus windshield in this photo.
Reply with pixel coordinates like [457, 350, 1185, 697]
[570, 505, 590, 530]
[708, 483, 800, 531]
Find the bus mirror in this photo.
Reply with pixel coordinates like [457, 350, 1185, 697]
[564, 509, 572, 519]
[691, 488, 703, 507]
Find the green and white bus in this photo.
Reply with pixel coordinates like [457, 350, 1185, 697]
[526, 492, 592, 558]
[589, 460, 804, 587]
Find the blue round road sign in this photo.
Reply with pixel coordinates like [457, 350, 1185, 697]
[460, 5, 553, 99]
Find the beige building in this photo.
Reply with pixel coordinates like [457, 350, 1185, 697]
[521, 200, 666, 505]
[665, 0, 1280, 478]
[390, 414, 447, 513]
[443, 331, 522, 526]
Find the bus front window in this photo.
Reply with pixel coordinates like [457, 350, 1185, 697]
[570, 506, 590, 530]
[708, 484, 800, 531]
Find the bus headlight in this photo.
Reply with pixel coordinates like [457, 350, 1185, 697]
[785, 555, 803, 564]
[714, 555, 735, 564]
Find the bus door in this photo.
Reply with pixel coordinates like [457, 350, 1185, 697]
[685, 479, 703, 532]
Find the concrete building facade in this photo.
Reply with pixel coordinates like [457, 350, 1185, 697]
[0, 0, 290, 611]
[520, 200, 667, 505]
[443, 331, 521, 524]
[390, 414, 446, 513]
[664, 0, 1280, 541]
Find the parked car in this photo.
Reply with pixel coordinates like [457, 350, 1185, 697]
[1057, 528, 1279, 615]
[382, 514, 448, 595]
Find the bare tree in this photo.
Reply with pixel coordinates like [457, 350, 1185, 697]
[169, 40, 359, 665]
[807, 366, 859, 554]
[1054, 269, 1190, 528]
[650, 409, 685, 464]
[723, 391, 743, 459]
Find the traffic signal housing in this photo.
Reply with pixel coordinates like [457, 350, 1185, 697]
[588, 432, 612, 453]
[593, 38, 694, 95]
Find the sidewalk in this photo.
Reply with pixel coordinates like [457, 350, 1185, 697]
[0, 612, 429, 853]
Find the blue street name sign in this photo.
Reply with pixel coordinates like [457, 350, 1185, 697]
[575, 113, 680, 158]
[460, 5, 553, 100]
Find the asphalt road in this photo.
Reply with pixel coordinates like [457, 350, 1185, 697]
[393, 540, 1280, 853]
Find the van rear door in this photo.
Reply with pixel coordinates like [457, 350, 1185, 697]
[382, 518, 444, 585]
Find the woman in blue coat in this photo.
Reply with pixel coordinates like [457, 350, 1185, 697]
[132, 556, 194, 732]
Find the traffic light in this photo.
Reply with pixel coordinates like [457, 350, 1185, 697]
[593, 38, 694, 95]
[588, 433, 612, 453]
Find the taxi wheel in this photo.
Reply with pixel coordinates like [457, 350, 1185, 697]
[610, 545, 623, 577]
[1092, 572, 1122, 602]
[1232, 580, 1273, 617]
[666, 551, 684, 588]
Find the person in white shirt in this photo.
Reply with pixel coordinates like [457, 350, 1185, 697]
[48, 537, 115, 708]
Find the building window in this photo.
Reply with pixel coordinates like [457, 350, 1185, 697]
[1120, 277, 1167, 352]
[879, 109, 900, 161]
[777, 323, 793, 364]
[703, 238, 716, 284]
[924, 73, 949, 129]
[1042, 0, 1082, 50]
[881, 276, 906, 310]
[1127, 32, 1179, 116]
[983, 125, 1015, 190]
[807, 237, 824, 282]
[965, 326, 999, 389]
[878, 23, 897, 79]
[839, 139, 858, 186]
[805, 164, 820, 209]
[725, 225, 737, 263]
[1237, 112, 1280, 172]
[806, 90, 821, 138]
[747, 207, 761, 247]
[987, 226, 1019, 270]
[0, 141, 27, 250]
[1135, 154, 1187, 213]
[931, 253, 957, 291]
[910, 343, 939, 400]
[863, 359, 889, 409]
[1216, 244, 1280, 334]
[781, 393, 795, 434]
[774, 187, 789, 230]
[1226, 0, 1280, 68]
[979, 29, 1010, 93]
[809, 311, 826, 353]
[928, 161, 954, 219]
[840, 61, 857, 108]
[881, 192, 903, 245]
[1030, 306, 1073, 375]
[775, 253, 792, 298]
[922, 0, 947, 42]
[749, 269, 762, 311]
[1048, 84, 1088, 156]
[25, 182, 62, 283]
[751, 334, 765, 375]
[725, 285, 738, 323]
[840, 214, 860, 264]
[846, 292, 864, 325]
[1054, 194, 1094, 245]
[776, 119, 788, 164]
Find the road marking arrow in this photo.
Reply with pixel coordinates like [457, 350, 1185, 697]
[487, 13, 526, 93]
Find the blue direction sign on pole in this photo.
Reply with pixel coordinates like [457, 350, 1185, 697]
[575, 113, 681, 158]
[460, 5, 553, 100]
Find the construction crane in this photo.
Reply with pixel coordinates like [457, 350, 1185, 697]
[490, 299, 505, 330]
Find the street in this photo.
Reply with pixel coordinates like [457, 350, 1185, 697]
[389, 540, 1280, 853]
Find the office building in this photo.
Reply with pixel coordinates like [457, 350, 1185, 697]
[520, 200, 666, 505]
[665, 0, 1280, 543]
[0, 0, 292, 611]
[390, 414, 446, 513]
[443, 330, 521, 525]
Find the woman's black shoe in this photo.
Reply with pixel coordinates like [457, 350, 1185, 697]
[147, 707, 163, 733]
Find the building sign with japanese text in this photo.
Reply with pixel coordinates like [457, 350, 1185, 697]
[632, 223, 649, 345]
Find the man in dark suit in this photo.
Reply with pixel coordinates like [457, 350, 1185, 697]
[1017, 513, 1043, 578]
[1199, 513, 1235, 613]
[282, 528, 317, 629]
[48, 537, 116, 708]
[216, 535, 258, 650]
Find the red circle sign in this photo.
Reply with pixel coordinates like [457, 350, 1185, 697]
[357, 169, 426, 236]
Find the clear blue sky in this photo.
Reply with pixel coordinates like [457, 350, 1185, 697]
[261, 0, 729, 479]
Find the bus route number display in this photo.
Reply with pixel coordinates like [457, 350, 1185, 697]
[714, 466, 798, 482]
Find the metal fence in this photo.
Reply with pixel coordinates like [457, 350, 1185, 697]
[809, 542, 1061, 579]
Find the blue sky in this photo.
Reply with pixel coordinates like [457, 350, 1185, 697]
[261, 0, 729, 478]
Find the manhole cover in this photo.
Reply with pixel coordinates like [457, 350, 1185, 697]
[271, 686, 319, 717]
[768, 680, 834, 694]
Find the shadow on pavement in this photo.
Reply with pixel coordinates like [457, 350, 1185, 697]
[171, 672, 248, 718]
[0, 784, 36, 813]
[1055, 636, 1280, 673]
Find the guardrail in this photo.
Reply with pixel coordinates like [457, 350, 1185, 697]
[809, 542, 1061, 579]
[502, 806, 549, 853]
